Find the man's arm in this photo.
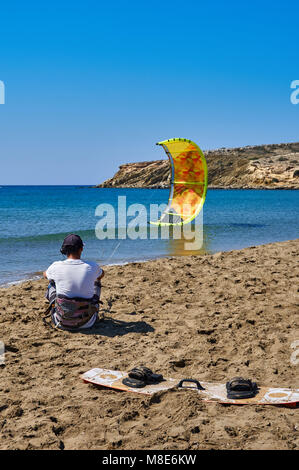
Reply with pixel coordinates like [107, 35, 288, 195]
[43, 263, 55, 280]
[96, 269, 105, 281]
[94, 268, 104, 285]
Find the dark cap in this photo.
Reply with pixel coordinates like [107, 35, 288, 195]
[60, 234, 84, 254]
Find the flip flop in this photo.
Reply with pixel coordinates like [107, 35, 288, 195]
[226, 377, 258, 399]
[129, 366, 163, 384]
[122, 376, 147, 388]
[122, 366, 164, 388]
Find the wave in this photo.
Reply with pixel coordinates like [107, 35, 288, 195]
[0, 274, 42, 288]
[0, 229, 96, 244]
[0, 222, 267, 245]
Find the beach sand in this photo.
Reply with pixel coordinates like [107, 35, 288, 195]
[0, 239, 298, 450]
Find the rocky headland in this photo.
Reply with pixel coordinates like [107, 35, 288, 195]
[96, 142, 299, 189]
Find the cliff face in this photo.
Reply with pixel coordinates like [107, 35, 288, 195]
[96, 142, 299, 189]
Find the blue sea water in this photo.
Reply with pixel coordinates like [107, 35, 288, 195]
[0, 186, 298, 285]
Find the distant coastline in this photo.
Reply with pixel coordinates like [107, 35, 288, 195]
[95, 142, 299, 190]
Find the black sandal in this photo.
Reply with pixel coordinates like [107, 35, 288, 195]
[122, 366, 163, 388]
[226, 377, 258, 399]
[122, 376, 148, 388]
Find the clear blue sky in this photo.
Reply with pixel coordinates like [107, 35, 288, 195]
[0, 0, 298, 184]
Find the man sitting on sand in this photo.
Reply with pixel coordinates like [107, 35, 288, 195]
[43, 234, 104, 329]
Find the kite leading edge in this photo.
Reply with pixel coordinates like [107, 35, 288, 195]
[150, 138, 208, 226]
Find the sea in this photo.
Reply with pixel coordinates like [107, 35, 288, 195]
[0, 185, 298, 286]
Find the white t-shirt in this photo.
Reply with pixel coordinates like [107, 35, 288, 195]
[46, 259, 102, 299]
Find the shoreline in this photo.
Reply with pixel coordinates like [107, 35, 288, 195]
[1, 236, 299, 288]
[93, 185, 299, 190]
[1, 185, 299, 190]
[1, 238, 298, 450]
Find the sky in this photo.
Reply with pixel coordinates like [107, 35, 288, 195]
[0, 0, 298, 185]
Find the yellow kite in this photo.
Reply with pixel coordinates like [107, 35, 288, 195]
[150, 138, 208, 226]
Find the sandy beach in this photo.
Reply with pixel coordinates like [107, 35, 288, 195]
[0, 239, 298, 450]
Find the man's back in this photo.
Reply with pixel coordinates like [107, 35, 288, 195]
[46, 259, 102, 299]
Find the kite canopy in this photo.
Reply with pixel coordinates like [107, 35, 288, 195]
[150, 138, 208, 226]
